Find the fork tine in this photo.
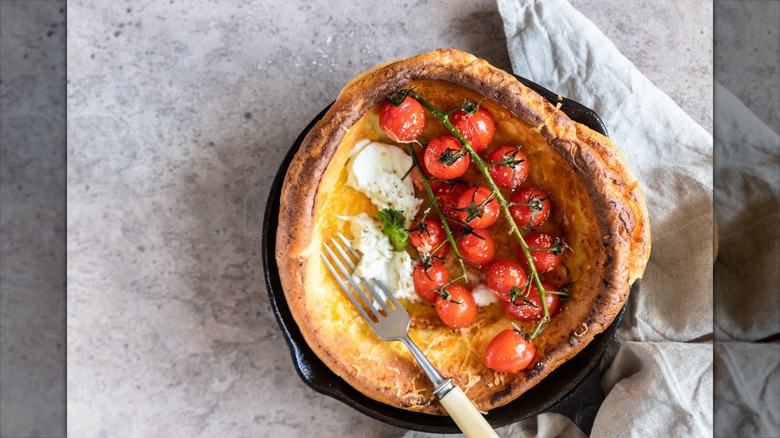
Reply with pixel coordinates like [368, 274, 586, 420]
[374, 279, 402, 310]
[320, 252, 374, 324]
[337, 232, 360, 260]
[350, 277, 383, 320]
[322, 242, 381, 321]
[359, 276, 392, 313]
[328, 236, 386, 317]
[330, 237, 390, 314]
[330, 236, 357, 271]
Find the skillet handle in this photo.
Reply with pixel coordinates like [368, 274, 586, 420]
[547, 364, 605, 436]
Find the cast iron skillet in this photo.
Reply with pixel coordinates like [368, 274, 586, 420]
[262, 75, 627, 435]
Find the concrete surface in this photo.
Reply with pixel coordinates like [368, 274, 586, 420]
[715, 1, 780, 134]
[0, 2, 66, 437]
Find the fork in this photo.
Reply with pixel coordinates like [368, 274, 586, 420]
[321, 234, 499, 438]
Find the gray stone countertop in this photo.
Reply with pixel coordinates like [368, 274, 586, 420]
[62, 1, 711, 436]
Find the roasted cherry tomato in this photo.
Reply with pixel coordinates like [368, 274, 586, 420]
[411, 150, 445, 192]
[455, 187, 500, 229]
[434, 182, 469, 219]
[379, 96, 425, 142]
[409, 217, 449, 257]
[509, 187, 552, 229]
[424, 136, 470, 180]
[487, 146, 529, 190]
[413, 260, 451, 303]
[449, 106, 495, 154]
[519, 232, 566, 273]
[502, 280, 561, 322]
[435, 285, 477, 329]
[485, 260, 528, 302]
[484, 328, 536, 373]
[456, 228, 496, 267]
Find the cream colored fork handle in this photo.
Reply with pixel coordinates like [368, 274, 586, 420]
[439, 386, 500, 438]
[398, 331, 497, 436]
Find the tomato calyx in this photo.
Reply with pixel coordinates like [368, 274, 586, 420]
[510, 322, 532, 342]
[425, 137, 470, 179]
[489, 148, 526, 170]
[455, 188, 496, 224]
[547, 282, 574, 301]
[448, 99, 482, 116]
[529, 237, 570, 256]
[416, 251, 435, 269]
[507, 285, 536, 308]
[437, 147, 467, 166]
[509, 193, 548, 231]
[436, 287, 462, 304]
[460, 99, 480, 115]
[551, 238, 571, 256]
[509, 195, 549, 212]
[453, 225, 481, 244]
[386, 88, 415, 107]
[408, 213, 431, 232]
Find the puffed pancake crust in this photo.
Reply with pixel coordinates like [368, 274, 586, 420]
[276, 49, 650, 415]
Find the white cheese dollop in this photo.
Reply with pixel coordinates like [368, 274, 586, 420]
[349, 213, 417, 302]
[471, 283, 500, 307]
[346, 139, 421, 222]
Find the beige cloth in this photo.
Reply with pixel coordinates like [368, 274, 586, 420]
[407, 0, 715, 436]
[712, 83, 779, 437]
[713, 83, 780, 342]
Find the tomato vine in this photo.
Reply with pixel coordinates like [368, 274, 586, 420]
[391, 88, 557, 339]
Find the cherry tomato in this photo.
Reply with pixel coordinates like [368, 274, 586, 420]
[456, 228, 496, 267]
[434, 182, 469, 219]
[435, 285, 477, 329]
[509, 187, 552, 229]
[409, 217, 449, 257]
[519, 232, 565, 273]
[502, 281, 561, 322]
[413, 260, 451, 303]
[485, 260, 528, 302]
[424, 136, 470, 180]
[484, 328, 536, 373]
[449, 109, 477, 149]
[379, 96, 426, 142]
[487, 146, 529, 190]
[449, 106, 495, 154]
[455, 187, 500, 229]
[411, 150, 445, 192]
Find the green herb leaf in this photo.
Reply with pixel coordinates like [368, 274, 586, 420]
[376, 208, 408, 252]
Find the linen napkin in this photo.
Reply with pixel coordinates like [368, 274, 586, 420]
[405, 0, 714, 436]
[712, 82, 779, 437]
